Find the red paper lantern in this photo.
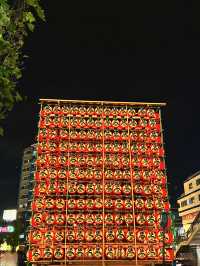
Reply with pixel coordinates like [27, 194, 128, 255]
[26, 250, 33, 261]
[86, 183, 94, 194]
[147, 247, 157, 259]
[137, 247, 146, 259]
[135, 198, 144, 209]
[54, 247, 64, 259]
[126, 246, 135, 259]
[55, 213, 65, 225]
[145, 199, 154, 209]
[124, 213, 133, 225]
[105, 229, 115, 242]
[66, 246, 75, 259]
[137, 230, 147, 242]
[76, 230, 85, 241]
[32, 248, 41, 261]
[67, 230, 75, 241]
[115, 199, 124, 209]
[85, 230, 94, 241]
[105, 214, 114, 224]
[54, 230, 65, 242]
[158, 248, 172, 261]
[76, 213, 85, 224]
[85, 247, 94, 258]
[146, 214, 156, 226]
[115, 214, 124, 225]
[94, 246, 102, 258]
[105, 246, 115, 259]
[34, 198, 45, 210]
[76, 246, 84, 258]
[43, 247, 53, 259]
[31, 213, 43, 227]
[44, 231, 54, 242]
[147, 231, 157, 243]
[68, 199, 76, 209]
[85, 214, 94, 224]
[45, 198, 54, 209]
[31, 230, 42, 243]
[136, 213, 146, 225]
[94, 214, 103, 224]
[94, 230, 103, 241]
[124, 199, 132, 209]
[126, 230, 134, 242]
[105, 199, 113, 209]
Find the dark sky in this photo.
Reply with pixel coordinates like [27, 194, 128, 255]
[1, 1, 200, 214]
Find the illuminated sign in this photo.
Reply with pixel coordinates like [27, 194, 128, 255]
[182, 211, 199, 222]
[19, 233, 25, 239]
[0, 226, 15, 233]
[0, 242, 12, 251]
[3, 209, 17, 221]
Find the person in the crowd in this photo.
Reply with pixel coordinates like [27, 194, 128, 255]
[17, 245, 26, 266]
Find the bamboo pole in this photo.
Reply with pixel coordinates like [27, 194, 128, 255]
[102, 102, 105, 266]
[64, 103, 71, 265]
[126, 106, 138, 266]
[39, 99, 166, 107]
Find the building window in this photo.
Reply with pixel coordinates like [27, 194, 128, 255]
[181, 200, 187, 207]
[188, 197, 194, 204]
[196, 179, 200, 186]
[189, 183, 193, 189]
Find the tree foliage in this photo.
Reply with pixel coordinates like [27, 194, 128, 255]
[0, 0, 45, 135]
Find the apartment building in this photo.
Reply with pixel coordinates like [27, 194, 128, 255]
[177, 170, 200, 232]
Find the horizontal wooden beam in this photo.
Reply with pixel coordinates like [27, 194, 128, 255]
[39, 98, 166, 107]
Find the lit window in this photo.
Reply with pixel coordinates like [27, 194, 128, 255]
[188, 197, 194, 204]
[196, 179, 200, 186]
[181, 200, 187, 207]
[189, 183, 193, 189]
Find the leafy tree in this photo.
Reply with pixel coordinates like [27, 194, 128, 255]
[0, 0, 45, 135]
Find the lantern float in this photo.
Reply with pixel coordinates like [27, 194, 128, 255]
[27, 100, 174, 265]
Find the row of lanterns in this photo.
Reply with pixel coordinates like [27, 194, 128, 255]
[39, 117, 160, 130]
[31, 198, 167, 211]
[31, 212, 163, 227]
[27, 245, 172, 261]
[35, 154, 164, 169]
[29, 229, 172, 243]
[31, 212, 161, 226]
[35, 169, 166, 183]
[41, 105, 159, 118]
[37, 142, 164, 155]
[34, 182, 166, 196]
[39, 128, 161, 142]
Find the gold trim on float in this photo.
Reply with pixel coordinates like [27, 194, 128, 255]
[39, 98, 166, 106]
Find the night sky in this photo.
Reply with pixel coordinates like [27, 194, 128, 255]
[1, 1, 200, 215]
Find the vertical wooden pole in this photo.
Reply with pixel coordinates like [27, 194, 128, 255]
[65, 103, 71, 265]
[126, 106, 138, 266]
[102, 102, 105, 266]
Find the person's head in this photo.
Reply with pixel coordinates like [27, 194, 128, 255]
[19, 245, 25, 251]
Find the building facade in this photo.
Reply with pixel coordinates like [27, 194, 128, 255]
[177, 170, 200, 232]
[17, 144, 36, 242]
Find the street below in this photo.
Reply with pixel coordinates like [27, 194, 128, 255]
[0, 252, 17, 266]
